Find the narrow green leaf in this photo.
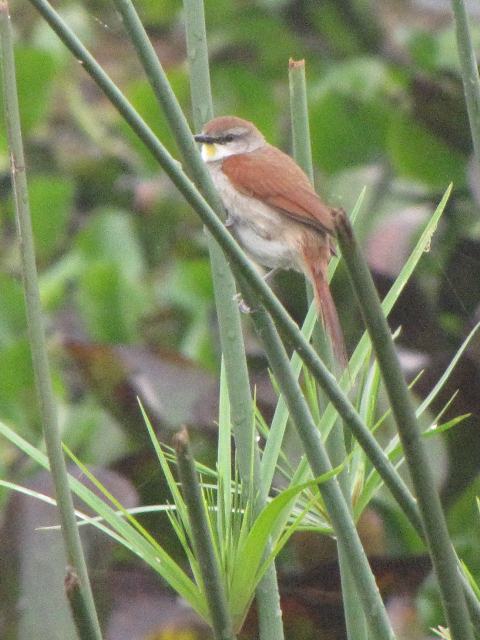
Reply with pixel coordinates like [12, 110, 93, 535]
[416, 322, 480, 417]
[63, 443, 164, 554]
[317, 184, 452, 442]
[230, 467, 342, 622]
[354, 414, 469, 519]
[0, 421, 206, 618]
[461, 558, 480, 602]
[139, 402, 188, 523]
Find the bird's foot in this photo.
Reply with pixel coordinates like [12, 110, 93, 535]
[231, 268, 277, 313]
[263, 268, 279, 284]
[232, 292, 252, 314]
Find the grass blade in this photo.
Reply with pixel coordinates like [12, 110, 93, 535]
[416, 322, 480, 416]
[0, 421, 207, 618]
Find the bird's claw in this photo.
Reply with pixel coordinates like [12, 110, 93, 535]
[233, 292, 252, 314]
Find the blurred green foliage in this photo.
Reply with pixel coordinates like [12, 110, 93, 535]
[0, 47, 59, 157]
[2, 1, 480, 637]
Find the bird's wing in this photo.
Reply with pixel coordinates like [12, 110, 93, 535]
[221, 145, 335, 235]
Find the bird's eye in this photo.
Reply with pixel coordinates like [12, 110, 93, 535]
[224, 134, 235, 143]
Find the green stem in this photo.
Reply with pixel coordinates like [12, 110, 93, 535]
[287, 58, 336, 373]
[288, 58, 316, 309]
[181, 0, 259, 493]
[451, 0, 480, 166]
[110, 0, 218, 203]
[0, 4, 102, 639]
[183, 0, 214, 129]
[110, 0, 257, 498]
[335, 210, 474, 640]
[241, 281, 395, 639]
[182, 3, 284, 637]
[288, 58, 367, 640]
[64, 566, 99, 640]
[174, 429, 235, 640]
[288, 58, 314, 181]
[288, 57, 348, 486]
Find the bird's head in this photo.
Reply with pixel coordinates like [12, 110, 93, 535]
[194, 116, 265, 162]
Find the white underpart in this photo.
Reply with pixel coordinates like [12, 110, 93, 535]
[203, 158, 304, 273]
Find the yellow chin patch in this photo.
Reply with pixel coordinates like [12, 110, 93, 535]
[201, 142, 218, 161]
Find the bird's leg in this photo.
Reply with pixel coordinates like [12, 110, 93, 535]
[232, 288, 252, 314]
[263, 268, 279, 284]
[225, 210, 235, 228]
[237, 296, 252, 314]
[232, 268, 279, 313]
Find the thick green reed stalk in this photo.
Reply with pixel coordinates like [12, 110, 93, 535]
[0, 4, 102, 639]
[336, 210, 474, 640]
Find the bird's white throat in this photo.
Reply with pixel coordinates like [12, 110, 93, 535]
[201, 142, 235, 162]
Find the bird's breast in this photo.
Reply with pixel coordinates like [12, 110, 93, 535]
[205, 161, 304, 271]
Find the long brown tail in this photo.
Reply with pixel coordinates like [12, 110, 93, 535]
[305, 256, 347, 369]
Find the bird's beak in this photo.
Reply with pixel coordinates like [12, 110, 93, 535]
[194, 134, 215, 144]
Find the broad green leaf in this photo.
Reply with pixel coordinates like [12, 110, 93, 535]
[75, 209, 146, 280]
[407, 24, 480, 74]
[309, 58, 399, 172]
[77, 261, 144, 342]
[0, 47, 58, 143]
[32, 5, 97, 54]
[162, 258, 214, 311]
[28, 176, 74, 262]
[389, 114, 466, 187]
[311, 56, 400, 103]
[311, 91, 391, 173]
[405, 30, 439, 73]
[0, 275, 26, 344]
[0, 339, 35, 417]
[135, 0, 178, 25]
[39, 253, 84, 310]
[211, 66, 277, 144]
[226, 13, 299, 76]
[74, 209, 148, 342]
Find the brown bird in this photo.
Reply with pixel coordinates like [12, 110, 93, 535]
[195, 116, 346, 366]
